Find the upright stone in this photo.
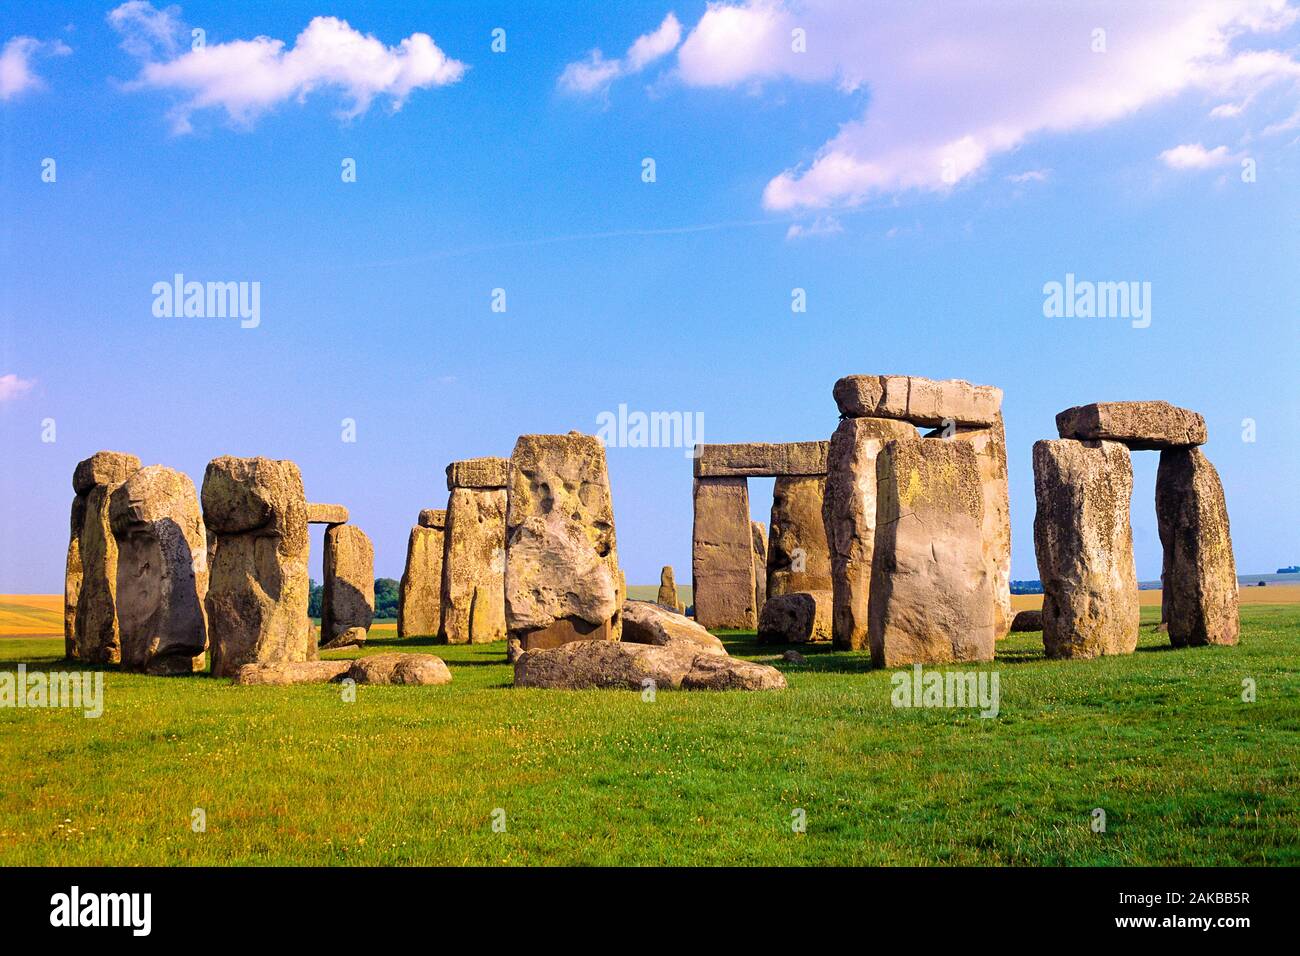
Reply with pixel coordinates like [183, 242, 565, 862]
[766, 475, 832, 599]
[63, 496, 86, 659]
[939, 415, 1013, 639]
[505, 433, 623, 648]
[1032, 439, 1139, 659]
[823, 416, 916, 650]
[399, 509, 444, 638]
[751, 521, 768, 616]
[691, 477, 755, 630]
[657, 565, 680, 610]
[441, 485, 507, 644]
[321, 524, 375, 647]
[72, 450, 141, 664]
[1156, 447, 1239, 646]
[109, 465, 208, 674]
[868, 439, 994, 666]
[201, 456, 312, 677]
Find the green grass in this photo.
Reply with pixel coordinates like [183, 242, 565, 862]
[1, 605, 1296, 865]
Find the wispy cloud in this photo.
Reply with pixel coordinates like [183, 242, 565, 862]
[1159, 142, 1239, 169]
[108, 3, 467, 133]
[0, 374, 36, 401]
[0, 36, 71, 100]
[559, 13, 681, 95]
[1006, 169, 1050, 184]
[785, 215, 843, 240]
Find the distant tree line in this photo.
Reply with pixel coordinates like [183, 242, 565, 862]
[308, 578, 400, 620]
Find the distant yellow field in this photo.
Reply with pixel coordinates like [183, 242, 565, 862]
[0, 594, 63, 636]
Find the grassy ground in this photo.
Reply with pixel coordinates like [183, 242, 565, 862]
[1, 605, 1296, 866]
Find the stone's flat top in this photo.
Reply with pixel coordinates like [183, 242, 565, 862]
[73, 450, 141, 494]
[1055, 401, 1207, 449]
[833, 374, 1002, 426]
[693, 441, 829, 478]
[306, 502, 349, 524]
[418, 508, 447, 529]
[446, 456, 510, 490]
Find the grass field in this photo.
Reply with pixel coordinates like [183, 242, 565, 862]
[2, 601, 1296, 866]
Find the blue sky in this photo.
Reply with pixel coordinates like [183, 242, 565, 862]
[1, 0, 1298, 592]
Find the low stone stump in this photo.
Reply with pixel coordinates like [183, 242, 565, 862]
[656, 565, 681, 610]
[233, 660, 353, 686]
[1156, 447, 1239, 646]
[868, 438, 995, 666]
[1009, 609, 1043, 632]
[1032, 439, 1139, 658]
[109, 465, 208, 674]
[622, 600, 726, 655]
[757, 591, 832, 644]
[513, 641, 785, 691]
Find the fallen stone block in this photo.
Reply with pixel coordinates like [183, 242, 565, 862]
[513, 640, 784, 691]
[622, 599, 726, 655]
[232, 660, 352, 686]
[346, 653, 452, 685]
[758, 590, 833, 643]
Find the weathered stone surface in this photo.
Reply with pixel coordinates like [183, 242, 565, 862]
[751, 520, 768, 616]
[109, 465, 208, 674]
[622, 599, 726, 655]
[1032, 439, 1139, 659]
[347, 653, 452, 685]
[63, 495, 86, 659]
[398, 524, 443, 638]
[232, 660, 352, 686]
[513, 641, 784, 691]
[506, 432, 623, 647]
[758, 590, 833, 644]
[1156, 447, 1239, 646]
[321, 625, 367, 650]
[1055, 401, 1207, 450]
[70, 452, 141, 664]
[202, 456, 312, 677]
[767, 475, 832, 598]
[834, 375, 1002, 427]
[939, 416, 1013, 639]
[1009, 609, 1043, 632]
[823, 416, 918, 650]
[418, 508, 446, 529]
[446, 456, 509, 490]
[441, 487, 507, 644]
[73, 450, 141, 496]
[693, 441, 829, 478]
[869, 439, 995, 666]
[691, 477, 756, 630]
[321, 524, 374, 646]
[656, 565, 680, 609]
[306, 503, 349, 525]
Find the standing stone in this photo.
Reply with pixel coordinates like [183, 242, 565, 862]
[201, 456, 312, 677]
[505, 432, 623, 648]
[321, 524, 375, 648]
[72, 451, 141, 664]
[939, 415, 1013, 639]
[657, 565, 680, 610]
[1032, 439, 1139, 659]
[398, 509, 444, 638]
[766, 475, 832, 599]
[751, 521, 768, 617]
[63, 495, 86, 659]
[109, 465, 208, 674]
[691, 477, 755, 630]
[441, 486, 507, 644]
[823, 416, 917, 650]
[1156, 447, 1239, 646]
[868, 439, 994, 666]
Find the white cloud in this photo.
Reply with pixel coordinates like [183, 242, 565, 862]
[596, 0, 1300, 209]
[1159, 142, 1238, 168]
[108, 1, 185, 59]
[0, 374, 36, 401]
[1006, 169, 1050, 184]
[559, 13, 681, 95]
[108, 4, 467, 132]
[785, 215, 843, 239]
[0, 36, 71, 100]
